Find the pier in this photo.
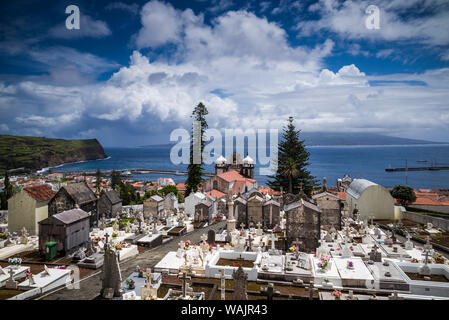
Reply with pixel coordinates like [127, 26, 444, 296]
[385, 166, 449, 172]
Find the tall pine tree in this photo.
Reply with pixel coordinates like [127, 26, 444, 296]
[267, 116, 317, 196]
[185, 102, 208, 196]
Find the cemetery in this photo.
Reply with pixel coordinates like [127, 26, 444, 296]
[1, 182, 449, 301]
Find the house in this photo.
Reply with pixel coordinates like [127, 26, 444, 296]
[48, 182, 98, 228]
[312, 191, 342, 231]
[143, 194, 165, 219]
[38, 208, 90, 256]
[346, 179, 395, 220]
[8, 184, 56, 235]
[98, 190, 122, 219]
[284, 199, 321, 253]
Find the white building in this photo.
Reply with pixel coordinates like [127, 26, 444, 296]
[346, 179, 395, 220]
[184, 192, 207, 216]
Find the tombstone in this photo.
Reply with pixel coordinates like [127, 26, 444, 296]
[369, 245, 382, 262]
[207, 230, 216, 244]
[404, 233, 414, 250]
[341, 242, 352, 258]
[256, 222, 263, 236]
[100, 214, 107, 231]
[141, 268, 158, 299]
[419, 249, 432, 276]
[232, 265, 248, 300]
[260, 283, 280, 300]
[325, 231, 333, 243]
[44, 264, 51, 276]
[424, 236, 432, 251]
[20, 227, 29, 244]
[178, 271, 192, 298]
[101, 245, 124, 298]
[225, 230, 232, 243]
[215, 269, 226, 300]
[5, 268, 18, 289]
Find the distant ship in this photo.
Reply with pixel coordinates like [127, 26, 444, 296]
[416, 160, 428, 163]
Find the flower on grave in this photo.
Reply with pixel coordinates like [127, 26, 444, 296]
[57, 266, 66, 270]
[0, 232, 7, 239]
[185, 240, 191, 248]
[318, 255, 329, 270]
[25, 269, 31, 279]
[411, 258, 419, 263]
[8, 257, 22, 266]
[323, 278, 329, 283]
[347, 261, 354, 268]
[331, 290, 342, 299]
[434, 254, 445, 264]
[289, 246, 297, 252]
[126, 279, 135, 287]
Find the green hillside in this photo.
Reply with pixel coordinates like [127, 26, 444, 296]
[0, 135, 107, 173]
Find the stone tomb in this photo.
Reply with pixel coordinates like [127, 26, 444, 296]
[18, 267, 72, 293]
[333, 257, 374, 288]
[363, 260, 409, 291]
[136, 233, 163, 248]
[77, 252, 104, 269]
[0, 265, 30, 287]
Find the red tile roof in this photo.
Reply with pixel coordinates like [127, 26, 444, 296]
[337, 192, 346, 201]
[24, 184, 56, 202]
[217, 170, 256, 184]
[206, 189, 226, 199]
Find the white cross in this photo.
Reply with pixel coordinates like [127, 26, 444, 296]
[270, 233, 278, 250]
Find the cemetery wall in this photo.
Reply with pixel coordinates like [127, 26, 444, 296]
[402, 211, 449, 231]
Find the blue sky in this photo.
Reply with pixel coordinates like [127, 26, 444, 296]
[0, 0, 449, 147]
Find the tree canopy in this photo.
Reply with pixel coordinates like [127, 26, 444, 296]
[267, 116, 317, 196]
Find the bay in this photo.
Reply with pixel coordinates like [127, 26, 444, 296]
[52, 144, 449, 189]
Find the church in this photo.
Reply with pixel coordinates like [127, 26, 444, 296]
[215, 151, 255, 179]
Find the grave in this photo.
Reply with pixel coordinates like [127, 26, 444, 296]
[18, 267, 72, 293]
[77, 252, 104, 269]
[136, 233, 163, 248]
[394, 261, 449, 297]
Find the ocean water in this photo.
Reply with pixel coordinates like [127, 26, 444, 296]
[51, 144, 449, 189]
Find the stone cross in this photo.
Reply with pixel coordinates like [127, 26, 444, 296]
[306, 281, 317, 300]
[260, 283, 280, 300]
[424, 236, 432, 251]
[232, 265, 248, 300]
[240, 223, 245, 233]
[247, 234, 253, 251]
[104, 233, 110, 250]
[270, 233, 278, 250]
[178, 271, 191, 298]
[143, 268, 152, 288]
[215, 268, 227, 300]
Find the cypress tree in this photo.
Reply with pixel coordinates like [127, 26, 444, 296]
[95, 168, 102, 194]
[185, 102, 208, 196]
[267, 116, 317, 196]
